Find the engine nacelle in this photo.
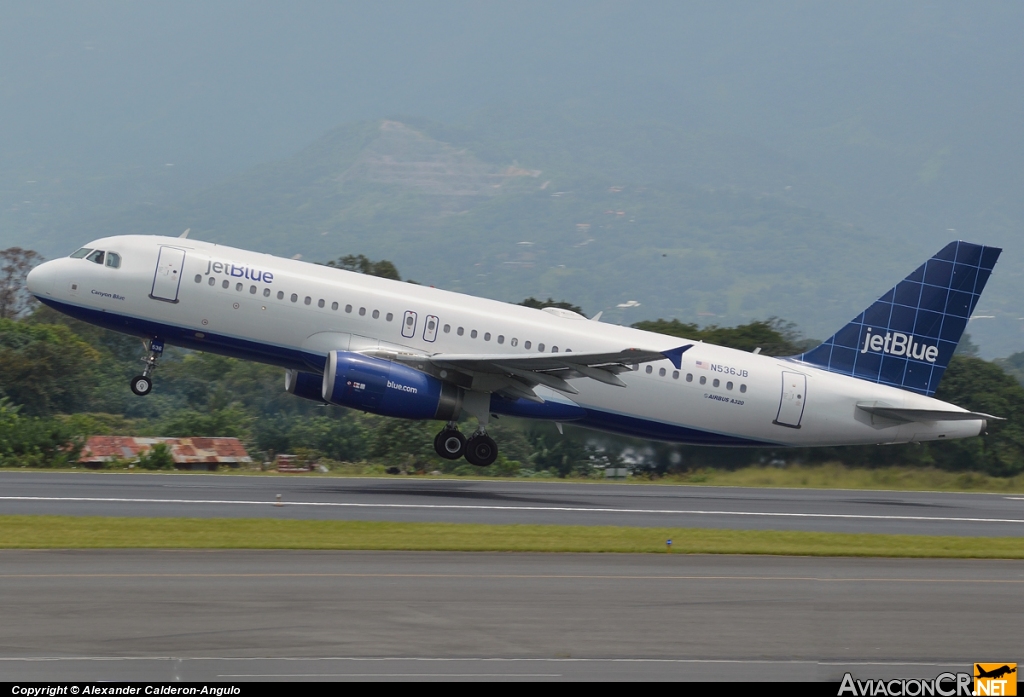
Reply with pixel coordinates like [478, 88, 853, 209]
[285, 369, 326, 403]
[322, 351, 462, 420]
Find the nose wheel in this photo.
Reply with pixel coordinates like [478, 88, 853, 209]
[129, 338, 163, 397]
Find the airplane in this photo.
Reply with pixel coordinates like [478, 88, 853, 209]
[975, 665, 1016, 680]
[25, 236, 1002, 467]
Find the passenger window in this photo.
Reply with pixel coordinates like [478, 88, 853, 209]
[249, 285, 257, 294]
[208, 277, 216, 286]
[386, 312, 393, 321]
[277, 291, 284, 299]
[263, 288, 271, 297]
[86, 250, 105, 265]
[511, 338, 518, 347]
[359, 307, 366, 316]
[471, 330, 478, 339]
[222, 280, 230, 289]
[524, 341, 532, 349]
[331, 301, 338, 310]
[713, 378, 720, 388]
[672, 370, 679, 379]
[659, 368, 666, 377]
[443, 324, 450, 333]
[70, 248, 92, 259]
[538, 343, 545, 352]
[497, 335, 504, 344]
[291, 293, 298, 302]
[345, 304, 352, 313]
[304, 296, 311, 305]
[699, 376, 706, 385]
[235, 283, 243, 292]
[457, 327, 464, 336]
[484, 332, 490, 341]
[105, 252, 121, 268]
[551, 346, 558, 353]
[318, 299, 325, 308]
[373, 309, 380, 319]
[740, 384, 747, 393]
[194, 274, 202, 283]
[727, 381, 733, 390]
[686, 373, 693, 382]
[645, 365, 653, 374]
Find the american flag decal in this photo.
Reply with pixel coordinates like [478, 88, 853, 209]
[695, 360, 709, 369]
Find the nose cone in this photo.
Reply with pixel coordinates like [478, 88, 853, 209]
[26, 260, 56, 297]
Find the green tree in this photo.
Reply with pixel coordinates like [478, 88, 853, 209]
[632, 317, 808, 355]
[928, 355, 1024, 476]
[0, 319, 104, 416]
[324, 254, 402, 281]
[137, 442, 175, 470]
[519, 297, 586, 317]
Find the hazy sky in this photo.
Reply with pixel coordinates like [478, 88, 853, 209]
[3, 2, 1021, 180]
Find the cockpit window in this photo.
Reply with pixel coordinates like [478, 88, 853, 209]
[105, 252, 121, 269]
[70, 248, 92, 259]
[85, 250, 105, 265]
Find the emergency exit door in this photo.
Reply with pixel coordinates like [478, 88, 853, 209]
[773, 371, 807, 429]
[150, 246, 186, 303]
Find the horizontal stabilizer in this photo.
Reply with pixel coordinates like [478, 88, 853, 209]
[856, 404, 1002, 423]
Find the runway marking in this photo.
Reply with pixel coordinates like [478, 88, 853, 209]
[0, 656, 971, 666]
[217, 673, 562, 677]
[2, 496, 1023, 525]
[0, 572, 1021, 583]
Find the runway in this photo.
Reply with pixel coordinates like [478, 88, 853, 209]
[0, 550, 1018, 682]
[1, 471, 1024, 535]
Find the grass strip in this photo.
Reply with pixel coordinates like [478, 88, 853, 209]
[0, 515, 1022, 558]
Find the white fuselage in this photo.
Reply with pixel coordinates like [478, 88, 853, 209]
[26, 235, 984, 447]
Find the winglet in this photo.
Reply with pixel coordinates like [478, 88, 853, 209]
[179, 228, 190, 238]
[661, 344, 693, 370]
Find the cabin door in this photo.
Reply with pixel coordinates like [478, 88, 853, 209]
[150, 246, 186, 303]
[773, 371, 807, 428]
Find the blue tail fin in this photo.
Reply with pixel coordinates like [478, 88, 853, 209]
[792, 241, 1001, 396]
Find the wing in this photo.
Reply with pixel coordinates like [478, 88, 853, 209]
[368, 345, 692, 403]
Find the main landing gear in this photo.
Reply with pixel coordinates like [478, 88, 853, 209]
[433, 423, 498, 467]
[130, 338, 164, 396]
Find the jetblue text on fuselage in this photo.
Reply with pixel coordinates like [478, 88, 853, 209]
[860, 327, 939, 363]
[205, 259, 274, 283]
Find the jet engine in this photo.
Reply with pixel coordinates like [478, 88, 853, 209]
[322, 351, 462, 420]
[285, 369, 326, 403]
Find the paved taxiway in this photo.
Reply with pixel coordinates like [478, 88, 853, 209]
[2, 471, 1024, 535]
[1, 550, 1019, 682]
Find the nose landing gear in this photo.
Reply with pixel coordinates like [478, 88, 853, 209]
[130, 338, 163, 396]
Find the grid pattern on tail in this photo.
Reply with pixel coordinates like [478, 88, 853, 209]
[793, 241, 1001, 396]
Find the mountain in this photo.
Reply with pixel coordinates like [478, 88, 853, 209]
[11, 112, 1024, 354]
[36, 118, 901, 339]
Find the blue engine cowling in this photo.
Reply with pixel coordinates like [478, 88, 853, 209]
[322, 351, 463, 420]
[285, 370, 326, 403]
